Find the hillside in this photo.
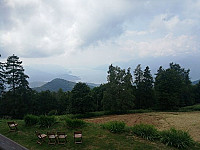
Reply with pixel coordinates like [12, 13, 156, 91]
[33, 78, 99, 92]
[33, 78, 76, 92]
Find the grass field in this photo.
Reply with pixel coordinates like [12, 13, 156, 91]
[0, 119, 177, 150]
[0, 111, 200, 150]
[85, 111, 200, 142]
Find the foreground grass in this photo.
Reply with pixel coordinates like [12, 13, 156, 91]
[0, 119, 181, 150]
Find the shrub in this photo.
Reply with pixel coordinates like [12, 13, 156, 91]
[129, 109, 153, 114]
[48, 110, 58, 116]
[24, 114, 39, 126]
[102, 121, 125, 133]
[179, 104, 200, 112]
[70, 111, 105, 119]
[160, 128, 194, 149]
[39, 115, 56, 128]
[65, 118, 86, 129]
[131, 124, 160, 141]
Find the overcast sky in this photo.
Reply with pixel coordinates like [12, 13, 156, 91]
[0, 0, 200, 83]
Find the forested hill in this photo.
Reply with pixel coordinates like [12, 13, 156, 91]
[33, 78, 76, 92]
[33, 78, 98, 92]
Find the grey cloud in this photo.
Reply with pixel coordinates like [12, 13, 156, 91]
[0, 0, 200, 59]
[0, 1, 13, 30]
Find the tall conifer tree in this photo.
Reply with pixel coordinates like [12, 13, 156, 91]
[142, 66, 155, 108]
[5, 54, 29, 94]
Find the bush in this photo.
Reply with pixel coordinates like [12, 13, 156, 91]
[102, 121, 125, 133]
[70, 111, 105, 119]
[24, 114, 39, 126]
[48, 110, 58, 116]
[179, 104, 200, 112]
[160, 128, 194, 149]
[129, 109, 153, 114]
[131, 124, 160, 141]
[65, 118, 86, 129]
[39, 115, 56, 128]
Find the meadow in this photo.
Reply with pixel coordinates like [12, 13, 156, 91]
[1, 110, 200, 150]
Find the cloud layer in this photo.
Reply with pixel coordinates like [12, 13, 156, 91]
[0, 0, 200, 71]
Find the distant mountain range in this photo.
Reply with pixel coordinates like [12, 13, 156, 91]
[33, 78, 100, 92]
[192, 79, 200, 85]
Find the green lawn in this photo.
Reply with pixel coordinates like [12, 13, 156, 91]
[0, 119, 197, 150]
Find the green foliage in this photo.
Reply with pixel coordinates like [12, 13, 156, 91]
[179, 104, 200, 112]
[70, 111, 105, 119]
[0, 119, 183, 150]
[102, 121, 126, 133]
[65, 118, 86, 129]
[155, 63, 193, 110]
[129, 109, 153, 114]
[55, 88, 69, 114]
[0, 55, 32, 119]
[131, 124, 160, 141]
[24, 114, 39, 126]
[103, 65, 135, 112]
[48, 110, 58, 116]
[38, 115, 56, 128]
[0, 90, 34, 119]
[69, 82, 95, 114]
[36, 91, 57, 115]
[34, 78, 76, 92]
[160, 128, 194, 149]
[134, 65, 155, 109]
[91, 84, 107, 111]
[66, 110, 153, 120]
[5, 54, 29, 93]
[194, 82, 200, 104]
[0, 61, 197, 119]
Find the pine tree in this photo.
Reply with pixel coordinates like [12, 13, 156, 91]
[134, 64, 144, 108]
[134, 64, 143, 87]
[5, 54, 29, 94]
[142, 66, 155, 108]
[134, 65, 155, 109]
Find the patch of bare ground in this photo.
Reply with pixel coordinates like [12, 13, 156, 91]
[84, 111, 200, 142]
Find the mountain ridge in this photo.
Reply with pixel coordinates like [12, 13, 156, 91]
[33, 78, 99, 92]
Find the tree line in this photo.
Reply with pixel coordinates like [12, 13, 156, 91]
[0, 54, 200, 119]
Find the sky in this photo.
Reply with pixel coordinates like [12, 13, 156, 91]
[0, 0, 200, 83]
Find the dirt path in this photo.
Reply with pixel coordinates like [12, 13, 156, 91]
[84, 111, 200, 142]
